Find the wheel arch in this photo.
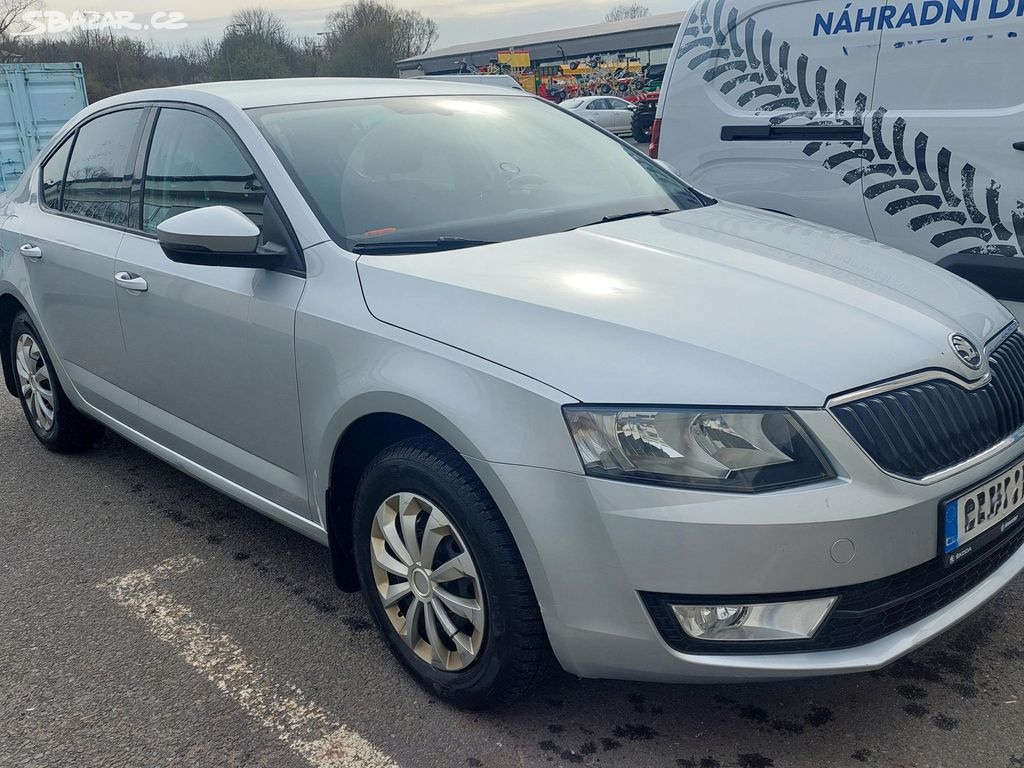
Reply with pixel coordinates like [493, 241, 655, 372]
[322, 396, 493, 593]
[0, 292, 27, 397]
[0, 289, 88, 415]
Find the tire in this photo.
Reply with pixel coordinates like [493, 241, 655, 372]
[9, 311, 103, 452]
[631, 110, 652, 143]
[353, 435, 550, 709]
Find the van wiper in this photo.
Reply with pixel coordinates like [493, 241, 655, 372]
[352, 237, 496, 254]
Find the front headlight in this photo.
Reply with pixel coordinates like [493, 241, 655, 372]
[564, 407, 834, 492]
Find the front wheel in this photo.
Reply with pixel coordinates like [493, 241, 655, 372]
[9, 311, 103, 452]
[353, 435, 550, 709]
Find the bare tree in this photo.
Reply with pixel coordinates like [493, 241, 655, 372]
[1, 0, 439, 96]
[225, 6, 290, 44]
[0, 0, 37, 43]
[197, 37, 220, 65]
[604, 4, 650, 22]
[212, 7, 297, 80]
[323, 0, 438, 78]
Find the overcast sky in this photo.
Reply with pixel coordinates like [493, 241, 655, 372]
[31, 0, 683, 49]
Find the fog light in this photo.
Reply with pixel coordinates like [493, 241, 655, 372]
[672, 597, 837, 642]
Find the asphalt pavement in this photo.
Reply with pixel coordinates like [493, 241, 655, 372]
[2, 392, 1024, 768]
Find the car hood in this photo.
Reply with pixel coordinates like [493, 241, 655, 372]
[356, 203, 1014, 406]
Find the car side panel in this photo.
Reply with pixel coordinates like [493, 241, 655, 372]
[605, 99, 633, 133]
[4, 201, 138, 422]
[115, 231, 310, 516]
[607, 107, 627, 134]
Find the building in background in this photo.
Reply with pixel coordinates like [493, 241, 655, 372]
[396, 12, 683, 101]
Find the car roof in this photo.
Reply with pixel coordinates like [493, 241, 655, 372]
[114, 77, 533, 110]
[416, 74, 524, 90]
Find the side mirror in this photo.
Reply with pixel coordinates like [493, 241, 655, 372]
[156, 206, 281, 269]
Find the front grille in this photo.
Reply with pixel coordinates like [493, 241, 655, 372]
[831, 330, 1024, 479]
[641, 517, 1024, 655]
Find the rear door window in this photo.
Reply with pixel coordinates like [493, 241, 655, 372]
[61, 108, 143, 226]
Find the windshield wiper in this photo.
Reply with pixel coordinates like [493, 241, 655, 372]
[570, 209, 675, 232]
[598, 208, 674, 224]
[352, 237, 496, 255]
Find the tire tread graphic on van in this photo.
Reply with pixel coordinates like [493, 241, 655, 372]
[676, 0, 1024, 259]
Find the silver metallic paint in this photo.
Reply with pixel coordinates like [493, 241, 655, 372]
[2, 79, 1023, 685]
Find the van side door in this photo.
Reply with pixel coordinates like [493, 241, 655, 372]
[662, 0, 882, 237]
[873, 12, 1024, 320]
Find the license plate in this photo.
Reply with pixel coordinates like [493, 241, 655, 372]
[942, 457, 1024, 567]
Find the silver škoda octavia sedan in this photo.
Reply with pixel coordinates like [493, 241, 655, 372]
[2, 78, 1023, 709]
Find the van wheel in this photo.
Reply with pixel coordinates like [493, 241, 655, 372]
[9, 312, 103, 452]
[353, 435, 550, 709]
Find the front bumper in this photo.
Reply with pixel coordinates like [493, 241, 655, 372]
[466, 410, 1024, 683]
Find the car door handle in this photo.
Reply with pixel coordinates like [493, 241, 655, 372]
[1014, 141, 1024, 151]
[19, 243, 41, 261]
[114, 271, 148, 293]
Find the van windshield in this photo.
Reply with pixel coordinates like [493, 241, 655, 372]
[248, 95, 711, 254]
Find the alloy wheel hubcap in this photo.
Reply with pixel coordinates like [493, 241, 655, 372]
[14, 333, 55, 432]
[370, 492, 485, 671]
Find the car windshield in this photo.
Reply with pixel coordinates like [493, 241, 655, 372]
[248, 95, 711, 254]
[559, 98, 584, 109]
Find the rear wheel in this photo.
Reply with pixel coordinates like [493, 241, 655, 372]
[353, 435, 550, 709]
[9, 311, 103, 452]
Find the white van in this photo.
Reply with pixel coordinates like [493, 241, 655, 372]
[653, 0, 1024, 318]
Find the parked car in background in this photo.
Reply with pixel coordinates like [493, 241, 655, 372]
[559, 95, 635, 135]
[654, 0, 1024, 321]
[4, 78, 1024, 711]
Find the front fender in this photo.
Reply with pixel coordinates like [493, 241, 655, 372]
[296, 242, 583, 529]
[296, 242, 584, 608]
[308, 352, 583, 527]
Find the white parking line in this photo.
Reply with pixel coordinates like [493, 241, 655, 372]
[99, 555, 399, 768]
